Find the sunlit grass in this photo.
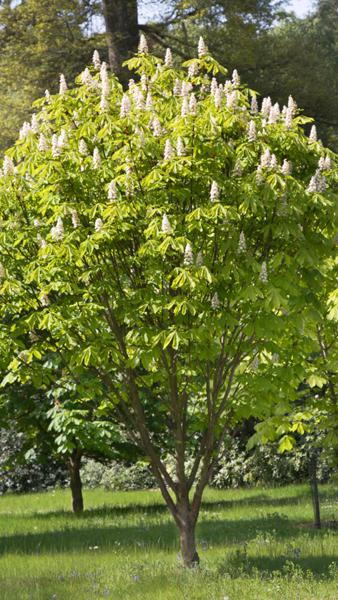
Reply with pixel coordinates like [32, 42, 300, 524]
[0, 483, 337, 599]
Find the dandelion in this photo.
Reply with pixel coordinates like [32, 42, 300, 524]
[238, 231, 246, 253]
[309, 125, 317, 142]
[71, 209, 80, 228]
[184, 243, 194, 265]
[108, 180, 117, 201]
[164, 48, 173, 67]
[189, 93, 197, 114]
[138, 34, 148, 54]
[248, 120, 256, 142]
[251, 96, 258, 114]
[259, 261, 268, 283]
[120, 94, 131, 117]
[161, 214, 172, 234]
[51, 217, 64, 241]
[260, 149, 271, 168]
[59, 74, 67, 95]
[210, 180, 220, 202]
[282, 159, 292, 175]
[31, 114, 39, 133]
[164, 139, 173, 160]
[198, 36, 208, 57]
[181, 96, 189, 116]
[176, 137, 185, 156]
[41, 294, 50, 306]
[214, 87, 223, 108]
[93, 49, 101, 69]
[211, 292, 220, 309]
[232, 69, 240, 87]
[79, 139, 88, 155]
[95, 218, 103, 231]
[173, 79, 182, 96]
[3, 155, 15, 176]
[92, 147, 101, 169]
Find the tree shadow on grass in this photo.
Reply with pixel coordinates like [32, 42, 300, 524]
[0, 514, 331, 560]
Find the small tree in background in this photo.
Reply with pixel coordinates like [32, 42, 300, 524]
[0, 38, 336, 565]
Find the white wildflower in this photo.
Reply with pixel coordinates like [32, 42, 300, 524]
[51, 217, 64, 241]
[95, 218, 103, 231]
[198, 36, 208, 58]
[307, 169, 326, 193]
[79, 139, 88, 155]
[224, 80, 233, 94]
[251, 96, 258, 114]
[92, 49, 101, 69]
[120, 94, 131, 117]
[248, 120, 256, 142]
[210, 180, 220, 202]
[177, 137, 185, 156]
[184, 243, 194, 265]
[100, 90, 109, 112]
[164, 139, 173, 160]
[161, 214, 172, 234]
[260, 149, 271, 168]
[3, 156, 15, 176]
[37, 234, 47, 248]
[152, 117, 162, 137]
[71, 209, 80, 228]
[211, 292, 220, 309]
[92, 147, 101, 169]
[232, 69, 240, 87]
[108, 180, 117, 201]
[282, 159, 292, 175]
[318, 156, 326, 170]
[189, 93, 197, 114]
[307, 175, 317, 193]
[181, 96, 189, 116]
[309, 125, 317, 142]
[259, 261, 268, 283]
[59, 74, 68, 95]
[165, 48, 173, 67]
[138, 34, 148, 54]
[38, 134, 48, 151]
[238, 231, 246, 253]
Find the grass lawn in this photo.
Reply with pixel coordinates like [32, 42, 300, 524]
[0, 483, 337, 599]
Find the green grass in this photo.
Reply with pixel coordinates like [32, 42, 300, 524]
[0, 483, 337, 599]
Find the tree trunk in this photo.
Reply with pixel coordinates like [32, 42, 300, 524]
[101, 0, 139, 77]
[176, 499, 199, 567]
[68, 449, 83, 513]
[308, 450, 321, 529]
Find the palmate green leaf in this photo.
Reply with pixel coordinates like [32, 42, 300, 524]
[278, 434, 295, 453]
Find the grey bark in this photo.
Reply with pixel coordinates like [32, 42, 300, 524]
[101, 0, 139, 77]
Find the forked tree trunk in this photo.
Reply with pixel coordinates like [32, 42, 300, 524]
[68, 449, 83, 513]
[178, 512, 199, 567]
[102, 0, 139, 78]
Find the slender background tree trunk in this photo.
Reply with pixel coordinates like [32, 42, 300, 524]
[102, 0, 139, 78]
[68, 449, 83, 513]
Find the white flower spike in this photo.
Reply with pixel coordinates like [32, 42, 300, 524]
[108, 180, 117, 201]
[238, 232, 246, 253]
[59, 74, 68, 95]
[210, 181, 219, 202]
[184, 243, 194, 265]
[92, 49, 101, 69]
[138, 34, 148, 54]
[198, 36, 208, 58]
[161, 214, 172, 234]
[92, 147, 101, 169]
[259, 261, 268, 283]
[165, 48, 173, 67]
